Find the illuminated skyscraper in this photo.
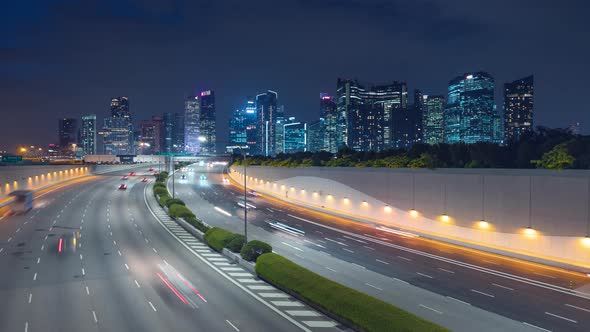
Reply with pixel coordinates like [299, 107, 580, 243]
[81, 115, 96, 155]
[444, 72, 497, 144]
[307, 118, 325, 153]
[184, 95, 201, 154]
[256, 90, 278, 156]
[422, 95, 445, 145]
[199, 90, 216, 154]
[58, 118, 78, 151]
[104, 96, 133, 154]
[283, 120, 307, 154]
[320, 94, 338, 153]
[504, 75, 534, 142]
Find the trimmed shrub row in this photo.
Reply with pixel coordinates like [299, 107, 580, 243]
[204, 227, 241, 252]
[256, 253, 449, 332]
[240, 240, 272, 262]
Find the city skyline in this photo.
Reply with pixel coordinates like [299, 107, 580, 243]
[1, 1, 588, 151]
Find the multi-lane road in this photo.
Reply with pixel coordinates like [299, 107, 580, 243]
[170, 164, 590, 332]
[0, 168, 316, 332]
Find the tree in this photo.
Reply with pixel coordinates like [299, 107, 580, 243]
[532, 143, 575, 170]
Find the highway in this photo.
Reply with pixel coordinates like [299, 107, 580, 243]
[171, 164, 590, 332]
[0, 168, 314, 332]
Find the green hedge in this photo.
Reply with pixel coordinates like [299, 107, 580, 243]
[185, 215, 210, 233]
[165, 198, 185, 208]
[204, 227, 241, 252]
[158, 195, 172, 207]
[256, 253, 449, 332]
[226, 234, 246, 253]
[240, 240, 272, 262]
[169, 204, 195, 219]
[153, 182, 166, 189]
[154, 187, 169, 197]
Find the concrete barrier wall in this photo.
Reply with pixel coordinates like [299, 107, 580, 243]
[0, 163, 155, 201]
[229, 166, 590, 270]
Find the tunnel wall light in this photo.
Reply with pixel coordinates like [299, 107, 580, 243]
[384, 205, 392, 213]
[409, 209, 418, 217]
[440, 214, 450, 222]
[478, 220, 489, 229]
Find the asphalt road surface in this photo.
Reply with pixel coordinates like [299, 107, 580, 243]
[0, 169, 308, 332]
[171, 164, 590, 332]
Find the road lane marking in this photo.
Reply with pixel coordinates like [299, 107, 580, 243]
[565, 303, 590, 313]
[149, 301, 157, 312]
[286, 213, 586, 300]
[226, 320, 240, 331]
[492, 283, 514, 291]
[419, 304, 442, 314]
[36, 257, 40, 264]
[80, 254, 83, 260]
[437, 268, 455, 274]
[545, 311, 577, 323]
[134, 280, 141, 288]
[342, 248, 354, 253]
[145, 183, 312, 332]
[363, 245, 375, 250]
[392, 277, 409, 285]
[326, 267, 337, 272]
[40, 245, 44, 251]
[82, 268, 86, 276]
[86, 286, 90, 295]
[272, 301, 304, 307]
[397, 255, 412, 261]
[351, 263, 365, 269]
[376, 259, 389, 265]
[446, 296, 471, 306]
[303, 321, 338, 328]
[92, 310, 98, 323]
[365, 283, 383, 291]
[417, 272, 433, 279]
[286, 310, 321, 317]
[470, 289, 495, 298]
[522, 322, 552, 332]
[118, 250, 122, 256]
[7, 237, 12, 242]
[24, 322, 28, 332]
[282, 242, 303, 252]
[28, 293, 32, 304]
[16, 228, 20, 233]
[342, 235, 367, 243]
[124, 264, 129, 270]
[323, 237, 347, 246]
[33, 273, 37, 281]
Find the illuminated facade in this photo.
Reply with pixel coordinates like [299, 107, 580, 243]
[283, 121, 307, 154]
[320, 94, 338, 153]
[105, 96, 133, 154]
[228, 97, 257, 154]
[422, 95, 445, 144]
[444, 72, 497, 144]
[184, 95, 201, 154]
[81, 115, 96, 155]
[256, 90, 278, 156]
[504, 75, 534, 142]
[307, 118, 325, 153]
[199, 90, 216, 154]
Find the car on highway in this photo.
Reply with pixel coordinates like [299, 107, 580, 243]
[121, 175, 128, 180]
[149, 167, 154, 171]
[247, 190, 261, 197]
[181, 174, 186, 180]
[129, 172, 136, 176]
[153, 171, 158, 175]
[222, 177, 230, 184]
[200, 174, 207, 180]
[118, 184, 127, 190]
[141, 177, 149, 182]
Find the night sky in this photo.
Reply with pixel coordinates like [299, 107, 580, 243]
[1, 0, 589, 151]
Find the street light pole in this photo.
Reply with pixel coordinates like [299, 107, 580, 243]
[243, 150, 248, 243]
[172, 155, 175, 199]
